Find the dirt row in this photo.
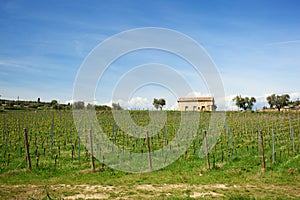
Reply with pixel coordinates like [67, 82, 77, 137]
[0, 183, 299, 199]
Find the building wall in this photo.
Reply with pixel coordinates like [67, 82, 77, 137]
[177, 97, 215, 111]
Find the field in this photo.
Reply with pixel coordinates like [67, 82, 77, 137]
[0, 110, 299, 199]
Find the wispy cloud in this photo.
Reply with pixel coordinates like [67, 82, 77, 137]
[0, 59, 42, 73]
[265, 40, 300, 46]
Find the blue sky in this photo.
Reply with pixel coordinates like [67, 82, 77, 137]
[0, 0, 300, 110]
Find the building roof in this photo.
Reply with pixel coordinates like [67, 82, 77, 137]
[177, 97, 214, 102]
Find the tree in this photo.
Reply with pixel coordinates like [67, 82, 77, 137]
[266, 94, 290, 111]
[86, 103, 95, 110]
[233, 95, 256, 110]
[233, 95, 245, 110]
[73, 101, 85, 110]
[50, 100, 58, 106]
[293, 99, 300, 106]
[245, 97, 256, 110]
[288, 98, 300, 110]
[266, 94, 276, 109]
[153, 98, 166, 110]
[112, 102, 123, 110]
[277, 94, 290, 111]
[158, 98, 166, 110]
[153, 98, 159, 110]
[289, 99, 300, 107]
[50, 99, 59, 109]
[65, 103, 72, 110]
[95, 105, 112, 110]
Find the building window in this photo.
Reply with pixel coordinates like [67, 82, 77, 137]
[185, 106, 188, 111]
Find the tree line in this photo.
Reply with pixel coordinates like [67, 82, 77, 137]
[0, 97, 165, 111]
[0, 98, 71, 111]
[233, 93, 299, 111]
[0, 98, 111, 111]
[1, 94, 299, 112]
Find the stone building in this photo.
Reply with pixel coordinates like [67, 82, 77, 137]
[177, 97, 216, 111]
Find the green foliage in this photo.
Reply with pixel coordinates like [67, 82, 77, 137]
[86, 103, 94, 110]
[267, 94, 290, 111]
[87, 103, 112, 110]
[0, 99, 71, 110]
[232, 95, 256, 110]
[153, 98, 166, 110]
[112, 102, 123, 110]
[72, 101, 85, 109]
[95, 105, 111, 110]
[50, 100, 58, 106]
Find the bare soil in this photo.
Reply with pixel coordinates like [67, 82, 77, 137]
[0, 183, 299, 199]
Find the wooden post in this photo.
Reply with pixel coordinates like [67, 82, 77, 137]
[7, 153, 10, 166]
[54, 154, 58, 168]
[146, 131, 153, 172]
[272, 129, 275, 164]
[77, 136, 81, 165]
[204, 130, 210, 170]
[24, 128, 31, 170]
[260, 130, 266, 173]
[71, 145, 74, 161]
[89, 129, 95, 172]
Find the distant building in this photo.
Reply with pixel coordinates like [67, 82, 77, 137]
[177, 97, 216, 111]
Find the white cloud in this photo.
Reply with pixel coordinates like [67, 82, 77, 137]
[102, 96, 179, 110]
[185, 91, 211, 98]
[65, 99, 74, 104]
[125, 97, 150, 109]
[110, 97, 151, 110]
[290, 92, 300, 101]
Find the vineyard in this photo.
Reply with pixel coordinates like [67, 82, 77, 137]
[0, 110, 299, 199]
